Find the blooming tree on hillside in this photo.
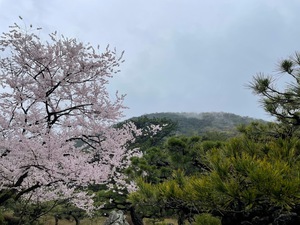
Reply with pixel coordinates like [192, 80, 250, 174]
[0, 23, 140, 212]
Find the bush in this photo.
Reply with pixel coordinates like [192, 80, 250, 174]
[0, 213, 6, 225]
[193, 214, 221, 225]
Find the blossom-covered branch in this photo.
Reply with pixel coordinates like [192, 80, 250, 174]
[0, 23, 139, 212]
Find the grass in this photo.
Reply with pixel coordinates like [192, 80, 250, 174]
[40, 216, 177, 225]
[40, 216, 106, 225]
[144, 218, 177, 225]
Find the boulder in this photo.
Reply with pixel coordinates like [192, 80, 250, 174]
[104, 210, 130, 225]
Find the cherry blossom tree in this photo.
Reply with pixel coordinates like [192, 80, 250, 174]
[0, 23, 141, 212]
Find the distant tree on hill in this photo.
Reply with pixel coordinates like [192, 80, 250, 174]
[123, 116, 177, 151]
[143, 112, 262, 137]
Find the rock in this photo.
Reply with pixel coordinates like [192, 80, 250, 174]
[104, 210, 130, 225]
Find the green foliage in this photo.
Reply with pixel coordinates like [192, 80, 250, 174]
[238, 121, 299, 141]
[165, 136, 208, 175]
[0, 210, 6, 225]
[127, 135, 220, 186]
[130, 134, 300, 224]
[127, 147, 172, 184]
[193, 214, 221, 225]
[209, 137, 300, 207]
[0, 198, 50, 225]
[140, 112, 263, 137]
[0, 196, 90, 225]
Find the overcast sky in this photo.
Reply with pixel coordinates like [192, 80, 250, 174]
[1, 0, 299, 121]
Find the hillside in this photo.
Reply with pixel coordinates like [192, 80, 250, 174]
[137, 112, 265, 137]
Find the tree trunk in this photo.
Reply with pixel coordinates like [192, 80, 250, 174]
[177, 212, 185, 225]
[54, 215, 59, 225]
[71, 214, 80, 225]
[130, 206, 144, 225]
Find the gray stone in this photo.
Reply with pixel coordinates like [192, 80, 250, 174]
[104, 210, 130, 225]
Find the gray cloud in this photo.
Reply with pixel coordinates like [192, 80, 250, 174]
[1, 0, 299, 121]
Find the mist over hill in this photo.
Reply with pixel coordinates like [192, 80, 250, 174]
[133, 112, 265, 137]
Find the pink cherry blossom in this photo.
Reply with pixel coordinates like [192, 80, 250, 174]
[0, 23, 140, 212]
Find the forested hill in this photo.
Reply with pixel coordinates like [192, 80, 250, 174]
[134, 112, 266, 137]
